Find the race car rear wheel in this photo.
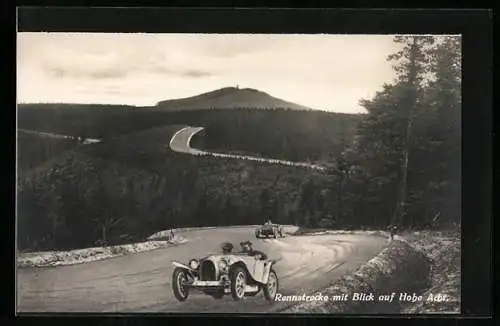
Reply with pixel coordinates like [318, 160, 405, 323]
[172, 268, 189, 301]
[230, 267, 247, 300]
[263, 269, 278, 302]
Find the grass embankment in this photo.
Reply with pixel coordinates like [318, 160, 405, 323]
[401, 231, 460, 313]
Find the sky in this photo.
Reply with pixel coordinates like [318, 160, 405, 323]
[17, 33, 403, 113]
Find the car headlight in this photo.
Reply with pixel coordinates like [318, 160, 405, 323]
[189, 259, 199, 270]
[218, 260, 228, 272]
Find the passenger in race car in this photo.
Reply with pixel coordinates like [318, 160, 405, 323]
[240, 241, 268, 260]
[221, 242, 234, 254]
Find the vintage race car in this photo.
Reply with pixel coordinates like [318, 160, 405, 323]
[255, 223, 284, 239]
[171, 243, 279, 302]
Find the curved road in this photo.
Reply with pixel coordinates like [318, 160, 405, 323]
[17, 227, 386, 313]
[169, 126, 327, 171]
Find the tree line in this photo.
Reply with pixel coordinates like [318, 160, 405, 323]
[17, 141, 326, 251]
[315, 36, 461, 230]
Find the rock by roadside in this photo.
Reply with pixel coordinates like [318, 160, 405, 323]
[294, 228, 389, 238]
[17, 237, 187, 268]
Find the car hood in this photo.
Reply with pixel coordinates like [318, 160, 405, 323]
[197, 254, 248, 264]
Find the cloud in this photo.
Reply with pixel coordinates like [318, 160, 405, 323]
[47, 66, 129, 80]
[182, 69, 213, 78]
[193, 34, 288, 58]
[36, 42, 214, 81]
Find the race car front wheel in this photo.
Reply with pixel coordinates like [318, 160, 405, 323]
[230, 267, 247, 300]
[172, 268, 189, 301]
[263, 269, 278, 302]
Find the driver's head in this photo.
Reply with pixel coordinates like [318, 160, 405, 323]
[240, 241, 252, 252]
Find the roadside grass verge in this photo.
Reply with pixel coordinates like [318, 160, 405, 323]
[400, 231, 460, 314]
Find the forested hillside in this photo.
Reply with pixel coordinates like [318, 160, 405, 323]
[187, 109, 360, 163]
[156, 87, 312, 111]
[17, 130, 81, 178]
[17, 36, 461, 252]
[17, 104, 162, 138]
[17, 125, 327, 251]
[18, 105, 361, 164]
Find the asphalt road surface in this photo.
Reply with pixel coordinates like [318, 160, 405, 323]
[169, 126, 326, 171]
[17, 227, 386, 313]
[169, 126, 206, 155]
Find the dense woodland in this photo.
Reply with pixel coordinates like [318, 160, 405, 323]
[328, 36, 461, 230]
[18, 104, 163, 138]
[17, 36, 461, 251]
[188, 109, 360, 163]
[17, 131, 81, 178]
[17, 125, 326, 250]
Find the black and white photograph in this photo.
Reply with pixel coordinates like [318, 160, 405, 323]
[16, 33, 461, 314]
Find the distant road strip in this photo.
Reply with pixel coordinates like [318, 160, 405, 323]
[17, 126, 327, 171]
[169, 126, 327, 171]
[18, 129, 101, 144]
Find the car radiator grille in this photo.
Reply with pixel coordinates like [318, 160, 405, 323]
[200, 260, 216, 281]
